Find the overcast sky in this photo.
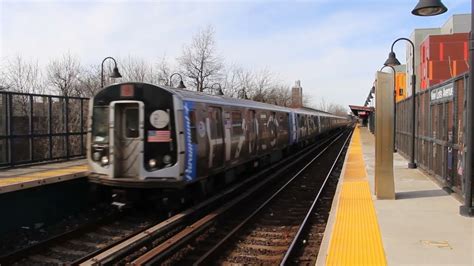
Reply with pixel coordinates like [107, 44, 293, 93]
[0, 0, 470, 108]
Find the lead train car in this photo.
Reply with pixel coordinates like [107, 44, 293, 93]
[88, 82, 348, 188]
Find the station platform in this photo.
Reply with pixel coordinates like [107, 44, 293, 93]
[0, 160, 88, 194]
[317, 126, 473, 265]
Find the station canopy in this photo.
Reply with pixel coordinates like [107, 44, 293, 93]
[349, 105, 374, 118]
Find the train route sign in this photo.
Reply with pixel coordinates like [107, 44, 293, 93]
[150, 110, 169, 128]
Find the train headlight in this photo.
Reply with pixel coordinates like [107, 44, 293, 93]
[163, 155, 172, 165]
[149, 159, 157, 168]
[93, 152, 101, 161]
[101, 156, 109, 165]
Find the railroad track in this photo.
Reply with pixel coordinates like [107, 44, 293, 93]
[76, 127, 351, 265]
[0, 210, 159, 265]
[133, 128, 351, 265]
[1, 127, 351, 265]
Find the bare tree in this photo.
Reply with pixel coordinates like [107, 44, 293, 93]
[178, 25, 224, 92]
[223, 65, 255, 99]
[249, 68, 274, 102]
[302, 93, 313, 108]
[220, 64, 240, 97]
[46, 53, 82, 96]
[119, 55, 153, 83]
[316, 97, 347, 116]
[266, 85, 292, 107]
[316, 97, 329, 112]
[154, 56, 175, 86]
[0, 56, 44, 94]
[78, 64, 101, 97]
[327, 104, 348, 116]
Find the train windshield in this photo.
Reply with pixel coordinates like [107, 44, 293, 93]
[92, 106, 109, 143]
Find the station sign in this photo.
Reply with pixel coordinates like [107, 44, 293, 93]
[430, 83, 453, 104]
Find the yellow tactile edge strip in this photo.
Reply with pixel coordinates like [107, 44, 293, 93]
[0, 165, 88, 194]
[325, 127, 387, 266]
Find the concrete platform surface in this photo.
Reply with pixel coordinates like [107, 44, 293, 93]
[0, 159, 88, 194]
[318, 127, 473, 266]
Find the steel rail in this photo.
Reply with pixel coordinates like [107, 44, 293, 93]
[129, 128, 350, 265]
[0, 211, 123, 265]
[190, 130, 347, 266]
[79, 130, 342, 266]
[280, 129, 352, 265]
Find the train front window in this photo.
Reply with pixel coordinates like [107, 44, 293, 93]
[124, 108, 139, 138]
[92, 107, 109, 143]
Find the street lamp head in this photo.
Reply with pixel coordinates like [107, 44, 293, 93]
[111, 66, 122, 79]
[177, 80, 186, 89]
[101, 56, 121, 88]
[384, 51, 401, 67]
[169, 73, 186, 89]
[411, 0, 447, 16]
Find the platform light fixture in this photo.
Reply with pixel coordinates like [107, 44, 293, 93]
[385, 37, 416, 168]
[169, 73, 186, 89]
[384, 52, 401, 67]
[211, 83, 224, 95]
[411, 0, 447, 16]
[101, 57, 122, 88]
[239, 87, 249, 100]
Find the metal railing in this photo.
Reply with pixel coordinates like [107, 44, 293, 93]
[0, 91, 89, 167]
[395, 73, 468, 196]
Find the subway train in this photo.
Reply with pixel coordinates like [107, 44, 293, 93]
[87, 82, 350, 193]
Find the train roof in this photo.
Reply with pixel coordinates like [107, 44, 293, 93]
[100, 82, 346, 119]
[292, 108, 345, 119]
[171, 87, 347, 119]
[169, 86, 292, 113]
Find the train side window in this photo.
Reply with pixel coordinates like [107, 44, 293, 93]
[189, 110, 197, 143]
[208, 107, 223, 139]
[92, 106, 109, 143]
[248, 110, 255, 132]
[299, 115, 305, 128]
[232, 111, 243, 136]
[124, 107, 139, 138]
[270, 112, 277, 137]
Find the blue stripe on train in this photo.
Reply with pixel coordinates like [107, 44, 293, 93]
[183, 101, 197, 181]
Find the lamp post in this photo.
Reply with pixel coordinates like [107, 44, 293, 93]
[384, 38, 417, 168]
[412, 0, 472, 216]
[381, 65, 398, 152]
[239, 87, 249, 100]
[211, 83, 224, 95]
[101, 57, 122, 88]
[169, 73, 186, 89]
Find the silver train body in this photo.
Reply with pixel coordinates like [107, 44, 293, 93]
[87, 82, 350, 188]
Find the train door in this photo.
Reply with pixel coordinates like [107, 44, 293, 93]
[290, 113, 297, 145]
[230, 110, 245, 161]
[248, 110, 257, 155]
[111, 101, 143, 178]
[259, 111, 269, 152]
[269, 112, 278, 148]
[207, 106, 225, 169]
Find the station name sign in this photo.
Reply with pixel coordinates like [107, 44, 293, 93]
[430, 83, 453, 103]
